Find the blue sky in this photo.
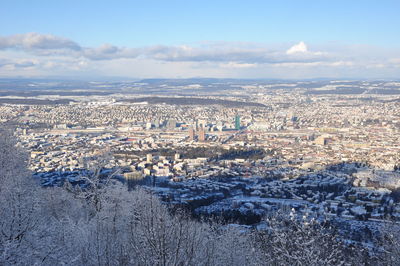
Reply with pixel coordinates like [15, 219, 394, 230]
[1, 0, 400, 79]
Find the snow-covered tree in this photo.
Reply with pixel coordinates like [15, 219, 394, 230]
[254, 210, 364, 265]
[65, 153, 120, 216]
[376, 220, 400, 265]
[0, 129, 44, 264]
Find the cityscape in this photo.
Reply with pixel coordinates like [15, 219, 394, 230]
[3, 79, 400, 228]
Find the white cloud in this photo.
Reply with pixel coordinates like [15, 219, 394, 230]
[389, 58, 400, 67]
[82, 44, 140, 60]
[0, 32, 81, 51]
[220, 62, 258, 68]
[0, 33, 399, 78]
[286, 41, 308, 55]
[0, 33, 329, 64]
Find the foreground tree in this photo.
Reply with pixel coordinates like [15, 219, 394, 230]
[0, 129, 43, 264]
[254, 210, 366, 265]
[376, 220, 400, 265]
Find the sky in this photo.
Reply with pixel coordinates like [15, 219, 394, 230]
[1, 0, 400, 79]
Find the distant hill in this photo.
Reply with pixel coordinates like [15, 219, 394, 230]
[121, 96, 267, 108]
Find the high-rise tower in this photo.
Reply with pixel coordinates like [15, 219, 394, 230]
[188, 127, 195, 141]
[198, 127, 205, 142]
[235, 115, 241, 130]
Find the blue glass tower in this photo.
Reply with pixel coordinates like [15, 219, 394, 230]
[235, 115, 240, 130]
